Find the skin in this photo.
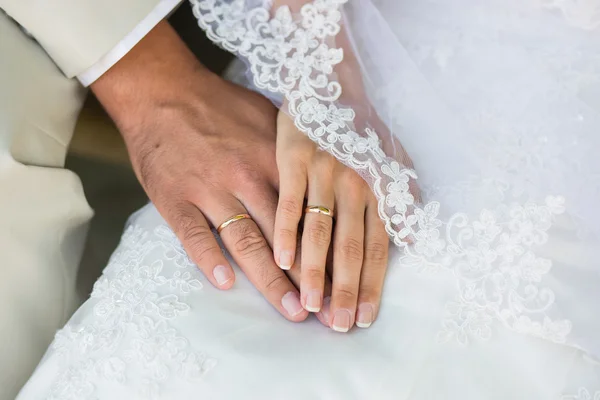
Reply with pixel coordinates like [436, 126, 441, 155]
[274, 112, 390, 331]
[91, 21, 313, 322]
[91, 20, 400, 332]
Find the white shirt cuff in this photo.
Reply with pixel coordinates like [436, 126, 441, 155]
[77, 0, 182, 87]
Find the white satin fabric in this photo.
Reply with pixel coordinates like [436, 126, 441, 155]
[17, 205, 600, 399]
[18, 1, 600, 398]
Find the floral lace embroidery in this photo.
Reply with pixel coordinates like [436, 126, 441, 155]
[191, 0, 419, 247]
[48, 225, 215, 400]
[427, 197, 572, 345]
[562, 388, 600, 400]
[190, 0, 573, 345]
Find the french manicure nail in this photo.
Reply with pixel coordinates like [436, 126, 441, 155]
[332, 309, 352, 333]
[356, 303, 374, 328]
[213, 265, 232, 286]
[279, 250, 293, 270]
[304, 290, 322, 312]
[282, 291, 304, 317]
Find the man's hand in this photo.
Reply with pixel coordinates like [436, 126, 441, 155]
[91, 21, 309, 322]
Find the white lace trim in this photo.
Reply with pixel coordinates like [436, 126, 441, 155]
[190, 0, 572, 345]
[429, 198, 572, 345]
[47, 225, 216, 400]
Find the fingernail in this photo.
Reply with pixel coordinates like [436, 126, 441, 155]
[304, 290, 322, 312]
[332, 309, 352, 333]
[213, 265, 232, 286]
[282, 291, 304, 317]
[318, 296, 331, 322]
[279, 250, 293, 270]
[356, 303, 374, 328]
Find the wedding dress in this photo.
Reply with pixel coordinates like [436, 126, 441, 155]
[18, 0, 600, 399]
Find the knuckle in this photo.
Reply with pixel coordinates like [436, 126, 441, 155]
[291, 143, 315, 162]
[232, 227, 268, 258]
[339, 170, 367, 197]
[312, 151, 335, 172]
[183, 224, 214, 249]
[232, 159, 260, 184]
[278, 198, 303, 220]
[333, 286, 358, 302]
[340, 169, 364, 187]
[172, 204, 201, 232]
[278, 227, 297, 242]
[172, 205, 196, 232]
[303, 265, 326, 282]
[183, 228, 218, 263]
[336, 237, 364, 262]
[306, 220, 332, 247]
[171, 208, 218, 264]
[365, 241, 388, 263]
[264, 273, 288, 292]
[357, 287, 381, 303]
[193, 243, 221, 265]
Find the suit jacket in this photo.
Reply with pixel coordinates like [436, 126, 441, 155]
[1, 0, 165, 78]
[0, 1, 169, 397]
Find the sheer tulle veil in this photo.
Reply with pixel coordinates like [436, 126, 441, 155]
[190, 0, 600, 359]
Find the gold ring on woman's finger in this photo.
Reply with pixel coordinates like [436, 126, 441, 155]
[304, 205, 334, 218]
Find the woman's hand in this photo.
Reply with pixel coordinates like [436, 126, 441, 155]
[273, 111, 390, 332]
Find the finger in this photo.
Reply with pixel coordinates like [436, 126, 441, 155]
[213, 198, 309, 322]
[238, 183, 279, 244]
[167, 201, 235, 290]
[301, 155, 335, 313]
[239, 183, 303, 282]
[315, 257, 334, 327]
[239, 182, 334, 326]
[329, 183, 365, 333]
[355, 200, 389, 328]
[286, 234, 335, 328]
[283, 234, 303, 288]
[273, 164, 307, 270]
[290, 238, 333, 327]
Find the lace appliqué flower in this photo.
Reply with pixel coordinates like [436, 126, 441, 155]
[47, 225, 215, 400]
[400, 196, 573, 345]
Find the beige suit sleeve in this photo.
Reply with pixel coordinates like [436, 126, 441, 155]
[0, 0, 171, 78]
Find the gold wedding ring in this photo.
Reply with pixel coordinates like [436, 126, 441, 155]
[304, 205, 334, 218]
[217, 213, 252, 233]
